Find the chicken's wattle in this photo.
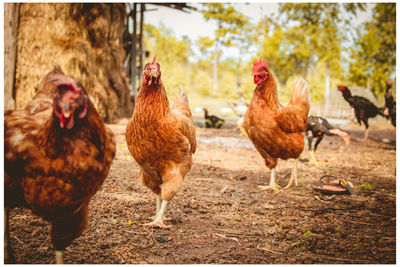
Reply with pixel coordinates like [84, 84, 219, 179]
[254, 75, 262, 84]
[60, 114, 74, 129]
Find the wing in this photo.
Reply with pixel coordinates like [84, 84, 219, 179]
[170, 89, 196, 154]
[274, 78, 310, 133]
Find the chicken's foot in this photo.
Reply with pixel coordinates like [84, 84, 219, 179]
[143, 200, 171, 228]
[258, 168, 280, 193]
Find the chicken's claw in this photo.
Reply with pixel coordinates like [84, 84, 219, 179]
[258, 185, 280, 193]
[149, 215, 171, 221]
[142, 221, 171, 229]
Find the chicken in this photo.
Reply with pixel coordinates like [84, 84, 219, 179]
[243, 58, 310, 193]
[203, 108, 225, 128]
[306, 116, 350, 166]
[126, 55, 196, 228]
[383, 79, 396, 127]
[227, 92, 248, 135]
[4, 66, 116, 264]
[337, 85, 384, 140]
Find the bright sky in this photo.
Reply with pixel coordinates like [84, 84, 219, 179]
[144, 3, 375, 61]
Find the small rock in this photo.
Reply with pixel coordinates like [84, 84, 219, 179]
[156, 235, 169, 243]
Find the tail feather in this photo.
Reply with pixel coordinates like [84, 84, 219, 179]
[178, 84, 189, 105]
[289, 77, 310, 108]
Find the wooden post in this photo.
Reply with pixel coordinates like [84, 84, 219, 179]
[138, 3, 145, 86]
[131, 3, 137, 105]
[4, 3, 19, 110]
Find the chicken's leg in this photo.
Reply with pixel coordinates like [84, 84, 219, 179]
[143, 200, 171, 228]
[308, 150, 322, 166]
[149, 194, 170, 221]
[364, 128, 369, 141]
[237, 117, 247, 136]
[156, 194, 161, 214]
[258, 168, 280, 193]
[55, 250, 64, 264]
[284, 158, 299, 189]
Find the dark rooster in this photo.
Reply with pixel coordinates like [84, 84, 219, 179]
[203, 108, 225, 128]
[306, 116, 350, 165]
[337, 85, 384, 140]
[383, 79, 396, 127]
[4, 67, 116, 263]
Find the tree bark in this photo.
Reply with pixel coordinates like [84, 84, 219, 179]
[4, 3, 19, 110]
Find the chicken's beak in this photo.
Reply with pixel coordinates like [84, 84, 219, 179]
[146, 67, 160, 86]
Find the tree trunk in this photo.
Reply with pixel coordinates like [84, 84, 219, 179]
[325, 61, 330, 106]
[4, 3, 19, 110]
[131, 3, 137, 105]
[213, 41, 219, 94]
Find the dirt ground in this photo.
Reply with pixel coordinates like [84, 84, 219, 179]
[7, 119, 396, 264]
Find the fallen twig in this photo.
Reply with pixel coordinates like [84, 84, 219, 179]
[220, 185, 229, 193]
[313, 195, 330, 203]
[214, 233, 238, 242]
[256, 244, 284, 254]
[196, 178, 212, 181]
[13, 236, 23, 244]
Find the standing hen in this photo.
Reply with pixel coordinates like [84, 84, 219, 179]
[126, 56, 196, 228]
[243, 58, 310, 192]
[4, 66, 116, 263]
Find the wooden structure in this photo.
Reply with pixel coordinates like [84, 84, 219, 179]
[4, 3, 20, 110]
[127, 3, 195, 104]
[4, 3, 195, 117]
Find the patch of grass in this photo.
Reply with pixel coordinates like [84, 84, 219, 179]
[122, 220, 137, 226]
[290, 230, 313, 249]
[303, 230, 312, 237]
[358, 184, 372, 190]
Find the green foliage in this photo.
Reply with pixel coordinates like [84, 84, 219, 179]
[199, 3, 251, 94]
[348, 3, 396, 96]
[200, 3, 249, 47]
[139, 3, 392, 105]
[191, 70, 213, 96]
[144, 24, 191, 96]
[256, 3, 364, 103]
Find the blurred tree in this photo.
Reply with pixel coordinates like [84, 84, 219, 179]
[144, 23, 192, 96]
[348, 3, 396, 97]
[199, 3, 249, 94]
[257, 3, 365, 104]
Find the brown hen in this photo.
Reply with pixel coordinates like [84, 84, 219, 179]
[126, 56, 196, 228]
[243, 58, 310, 192]
[4, 66, 116, 263]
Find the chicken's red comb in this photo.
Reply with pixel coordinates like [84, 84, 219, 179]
[253, 57, 268, 72]
[151, 54, 157, 64]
